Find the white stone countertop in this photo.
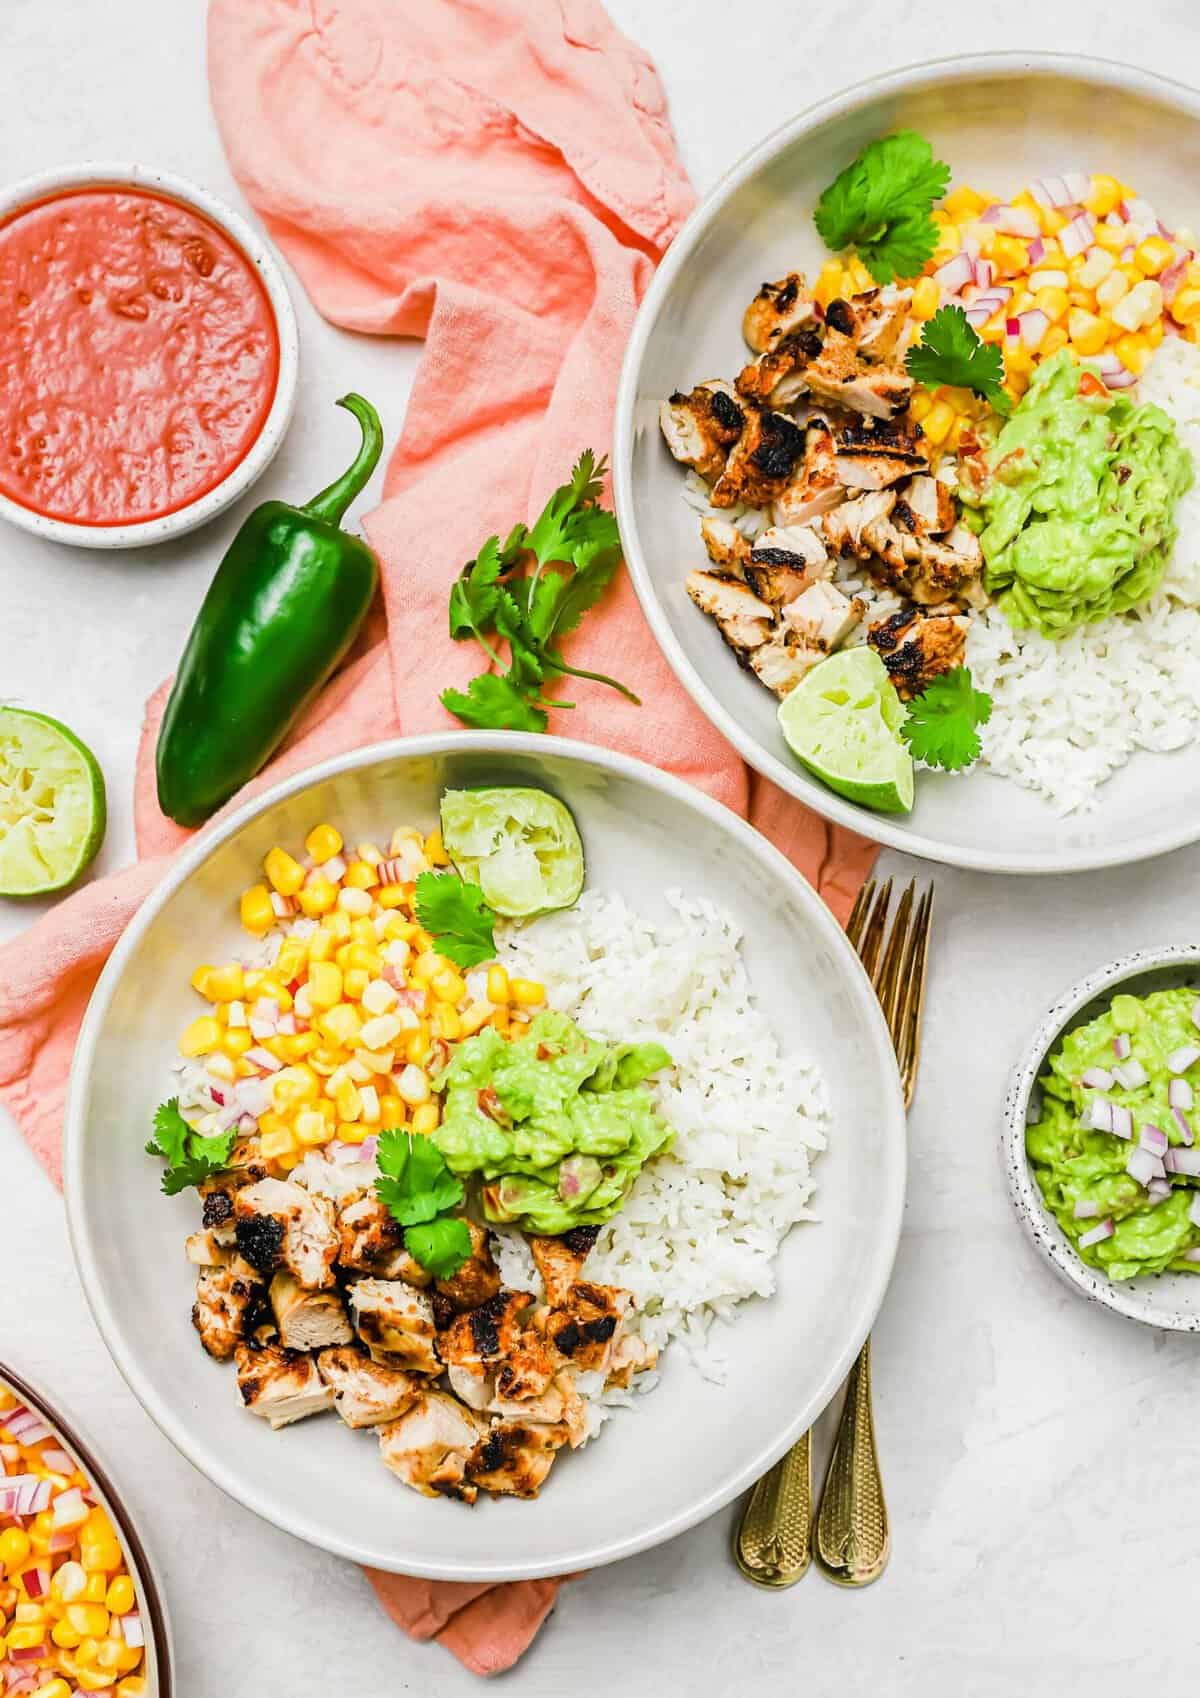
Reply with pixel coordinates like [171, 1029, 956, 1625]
[3, 2, 1199, 1692]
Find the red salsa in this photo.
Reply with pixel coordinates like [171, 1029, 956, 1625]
[0, 186, 280, 525]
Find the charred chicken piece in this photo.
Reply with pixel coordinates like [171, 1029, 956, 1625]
[349, 1278, 441, 1375]
[269, 1272, 353, 1352]
[782, 580, 864, 653]
[868, 608, 970, 698]
[378, 1389, 487, 1503]
[831, 414, 929, 491]
[744, 525, 828, 609]
[710, 405, 808, 510]
[234, 1341, 334, 1428]
[700, 515, 752, 574]
[895, 473, 957, 537]
[685, 571, 773, 658]
[185, 1229, 233, 1269]
[438, 1290, 533, 1374]
[538, 1280, 630, 1376]
[192, 1266, 262, 1362]
[803, 292, 915, 420]
[742, 272, 816, 353]
[199, 1161, 267, 1244]
[528, 1226, 599, 1307]
[465, 1419, 573, 1500]
[773, 418, 848, 530]
[736, 322, 823, 408]
[434, 1221, 501, 1313]
[659, 381, 745, 480]
[336, 1191, 429, 1284]
[606, 1333, 659, 1391]
[821, 488, 898, 555]
[316, 1344, 421, 1429]
[233, 1178, 339, 1291]
[749, 631, 825, 697]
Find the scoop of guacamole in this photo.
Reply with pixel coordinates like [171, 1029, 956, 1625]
[964, 350, 1192, 636]
[432, 1009, 673, 1234]
[1027, 986, 1200, 1279]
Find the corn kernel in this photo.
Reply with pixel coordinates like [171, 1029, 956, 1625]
[6, 1622, 48, 1650]
[118, 1678, 149, 1696]
[361, 978, 399, 1017]
[1094, 221, 1128, 254]
[411, 1102, 440, 1136]
[990, 235, 1029, 278]
[431, 968, 467, 1004]
[263, 847, 305, 897]
[405, 1027, 433, 1066]
[358, 1084, 381, 1123]
[321, 909, 353, 942]
[259, 1126, 297, 1160]
[1147, 318, 1164, 349]
[1096, 269, 1130, 309]
[32, 1681, 72, 1698]
[920, 399, 955, 446]
[423, 828, 449, 867]
[1041, 326, 1070, 358]
[1085, 174, 1123, 218]
[297, 876, 338, 918]
[179, 1016, 221, 1058]
[1068, 308, 1107, 355]
[81, 1574, 107, 1604]
[306, 962, 344, 1011]
[341, 860, 378, 891]
[14, 1600, 45, 1622]
[190, 965, 214, 997]
[360, 1013, 403, 1050]
[305, 824, 342, 862]
[295, 1110, 333, 1147]
[342, 968, 368, 1000]
[306, 930, 335, 965]
[1172, 287, 1200, 325]
[376, 883, 409, 909]
[943, 185, 989, 221]
[395, 1064, 430, 1106]
[0, 1529, 31, 1571]
[206, 964, 245, 1003]
[65, 1604, 109, 1639]
[1112, 279, 1161, 331]
[813, 258, 843, 310]
[1077, 248, 1115, 291]
[1113, 332, 1151, 374]
[272, 1063, 321, 1110]
[335, 1080, 362, 1122]
[377, 1093, 405, 1127]
[908, 275, 940, 321]
[337, 886, 373, 916]
[433, 1003, 462, 1041]
[239, 885, 274, 937]
[308, 1046, 347, 1077]
[104, 1578, 135, 1618]
[907, 388, 933, 423]
[411, 950, 442, 984]
[483, 965, 509, 1004]
[1031, 285, 1068, 323]
[319, 1004, 362, 1047]
[1134, 235, 1174, 277]
[52, 1619, 83, 1647]
[459, 1001, 493, 1038]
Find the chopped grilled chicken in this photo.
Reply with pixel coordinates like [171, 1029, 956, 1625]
[234, 1177, 339, 1291]
[836, 287, 913, 364]
[234, 1342, 334, 1429]
[868, 609, 971, 698]
[772, 419, 846, 527]
[659, 381, 744, 480]
[336, 1191, 429, 1284]
[749, 631, 824, 696]
[821, 488, 898, 555]
[529, 1227, 599, 1307]
[861, 515, 983, 608]
[686, 570, 773, 657]
[896, 473, 956, 537]
[831, 415, 929, 491]
[199, 1161, 268, 1245]
[490, 1371, 588, 1445]
[742, 272, 816, 353]
[751, 524, 829, 570]
[465, 1419, 572, 1499]
[538, 1280, 630, 1376]
[700, 515, 751, 574]
[269, 1272, 353, 1352]
[434, 1221, 501, 1313]
[744, 525, 828, 607]
[379, 1390, 487, 1503]
[710, 405, 807, 510]
[803, 295, 915, 420]
[438, 1290, 532, 1373]
[445, 1365, 494, 1412]
[349, 1278, 441, 1375]
[606, 1333, 659, 1390]
[736, 322, 823, 407]
[317, 1344, 421, 1429]
[743, 559, 815, 610]
[186, 1229, 233, 1268]
[782, 581, 864, 652]
[192, 1267, 262, 1361]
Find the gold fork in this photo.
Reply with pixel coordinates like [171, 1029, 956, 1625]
[733, 878, 932, 1590]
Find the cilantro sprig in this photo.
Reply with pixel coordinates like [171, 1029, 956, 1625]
[441, 451, 639, 732]
[906, 306, 1010, 414]
[375, 1127, 472, 1279]
[899, 667, 993, 772]
[814, 132, 950, 285]
[414, 870, 496, 970]
[145, 1098, 237, 1196]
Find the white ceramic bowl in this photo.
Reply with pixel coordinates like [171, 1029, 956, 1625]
[65, 734, 906, 1581]
[1003, 945, 1200, 1331]
[0, 162, 299, 548]
[614, 53, 1200, 874]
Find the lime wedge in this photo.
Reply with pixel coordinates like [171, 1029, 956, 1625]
[0, 708, 107, 897]
[778, 650, 914, 814]
[440, 787, 584, 916]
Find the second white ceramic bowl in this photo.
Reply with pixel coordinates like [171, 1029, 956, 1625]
[0, 162, 299, 549]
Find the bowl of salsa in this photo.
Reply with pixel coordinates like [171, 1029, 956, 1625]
[0, 163, 299, 548]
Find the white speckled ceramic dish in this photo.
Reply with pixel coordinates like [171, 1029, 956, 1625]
[1003, 946, 1200, 1331]
[614, 52, 1200, 874]
[65, 733, 906, 1581]
[0, 162, 299, 549]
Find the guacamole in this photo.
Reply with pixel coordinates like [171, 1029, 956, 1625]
[1026, 986, 1200, 1279]
[432, 1010, 673, 1234]
[964, 350, 1192, 636]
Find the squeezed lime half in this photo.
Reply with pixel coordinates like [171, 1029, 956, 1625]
[778, 649, 914, 814]
[440, 787, 584, 916]
[0, 708, 107, 897]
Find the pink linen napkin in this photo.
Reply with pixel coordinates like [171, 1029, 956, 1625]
[0, 0, 876, 1672]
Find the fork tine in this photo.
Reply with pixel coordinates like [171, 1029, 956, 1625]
[876, 881, 915, 1031]
[856, 878, 892, 982]
[844, 880, 874, 951]
[897, 887, 933, 1106]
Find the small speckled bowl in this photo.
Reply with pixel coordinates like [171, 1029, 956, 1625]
[1003, 946, 1200, 1331]
[0, 162, 299, 549]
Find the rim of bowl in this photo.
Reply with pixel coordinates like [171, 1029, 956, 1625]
[0, 1360, 174, 1692]
[613, 51, 1200, 876]
[63, 731, 907, 1580]
[0, 161, 299, 549]
[1002, 943, 1200, 1331]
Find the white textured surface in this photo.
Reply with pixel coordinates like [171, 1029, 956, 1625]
[2, 1, 1199, 1691]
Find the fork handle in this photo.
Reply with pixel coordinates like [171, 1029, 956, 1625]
[733, 1427, 812, 1587]
[814, 1335, 890, 1586]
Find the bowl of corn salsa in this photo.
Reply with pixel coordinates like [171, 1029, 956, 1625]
[0, 1368, 171, 1696]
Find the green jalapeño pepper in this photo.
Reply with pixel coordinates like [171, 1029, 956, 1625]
[157, 394, 384, 826]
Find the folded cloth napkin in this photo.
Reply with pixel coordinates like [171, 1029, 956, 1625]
[0, 0, 875, 1672]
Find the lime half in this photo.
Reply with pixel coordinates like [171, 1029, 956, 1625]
[778, 650, 914, 814]
[0, 708, 107, 897]
[440, 787, 584, 916]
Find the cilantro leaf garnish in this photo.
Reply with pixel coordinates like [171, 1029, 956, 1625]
[899, 667, 993, 771]
[403, 1217, 474, 1281]
[414, 870, 496, 969]
[440, 451, 639, 733]
[145, 1097, 237, 1196]
[905, 306, 1011, 413]
[374, 1129, 472, 1279]
[814, 131, 950, 284]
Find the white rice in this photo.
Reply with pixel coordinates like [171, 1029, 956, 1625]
[493, 889, 829, 1390]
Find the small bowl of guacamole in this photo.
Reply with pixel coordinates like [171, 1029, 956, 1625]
[1004, 945, 1200, 1331]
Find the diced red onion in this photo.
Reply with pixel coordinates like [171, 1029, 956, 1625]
[1113, 1059, 1148, 1090]
[1112, 1034, 1132, 1059]
[51, 1487, 86, 1528]
[118, 1612, 145, 1649]
[1080, 1067, 1115, 1090]
[933, 253, 975, 293]
[1127, 1146, 1162, 1186]
[1019, 309, 1050, 350]
[268, 891, 294, 918]
[961, 231, 981, 261]
[1059, 212, 1096, 259]
[1168, 1045, 1200, 1075]
[214, 1102, 242, 1134]
[1073, 1198, 1102, 1219]
[1005, 317, 1020, 340]
[1062, 172, 1090, 202]
[20, 1564, 49, 1598]
[4, 1409, 51, 1444]
[964, 305, 991, 329]
[7, 1646, 47, 1665]
[38, 1446, 73, 1475]
[1166, 1147, 1200, 1175]
[1078, 1218, 1115, 1248]
[1124, 195, 1158, 227]
[1081, 1097, 1114, 1132]
[276, 1012, 297, 1036]
[1147, 1177, 1172, 1202]
[250, 997, 279, 1023]
[973, 257, 994, 288]
[234, 1078, 273, 1118]
[1160, 254, 1189, 305]
[1026, 235, 1045, 265]
[1112, 1105, 1134, 1140]
[237, 1113, 257, 1135]
[981, 203, 1040, 237]
[315, 853, 347, 882]
[244, 1046, 282, 1074]
[248, 1017, 277, 1041]
[47, 1530, 77, 1552]
[1103, 367, 1139, 389]
[1173, 1106, 1195, 1147]
[1140, 1122, 1168, 1155]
